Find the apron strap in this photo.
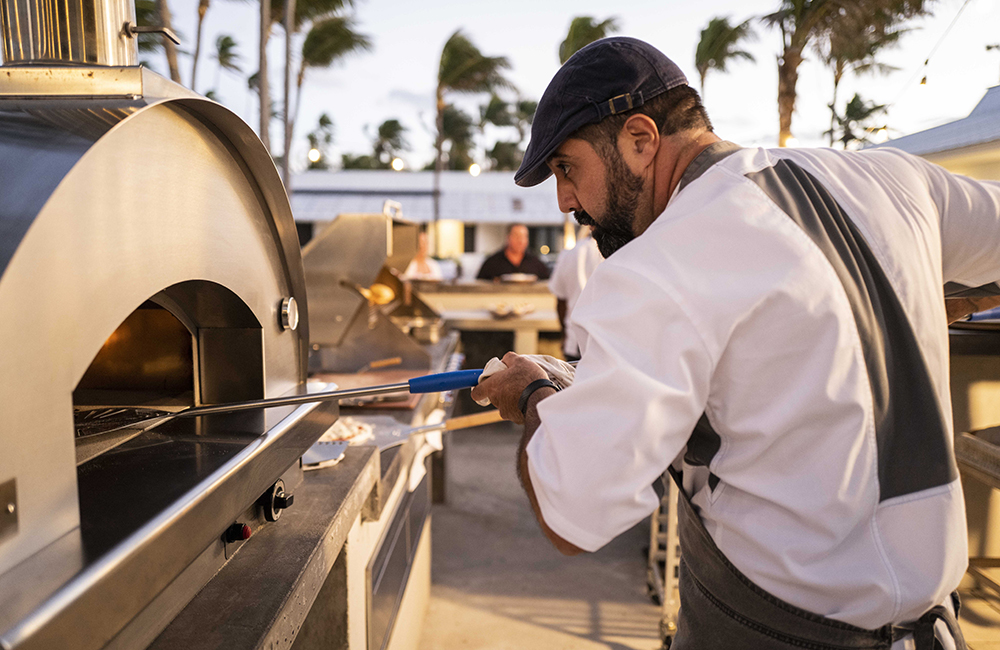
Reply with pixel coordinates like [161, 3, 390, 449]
[907, 592, 965, 650]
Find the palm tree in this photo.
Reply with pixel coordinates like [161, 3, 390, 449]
[695, 17, 756, 98]
[434, 30, 512, 223]
[439, 104, 476, 171]
[268, 0, 361, 185]
[213, 35, 243, 90]
[818, 5, 904, 144]
[512, 99, 537, 144]
[763, 0, 930, 147]
[344, 119, 409, 169]
[306, 113, 334, 169]
[479, 94, 513, 131]
[190, 0, 211, 91]
[827, 93, 886, 148]
[372, 119, 408, 165]
[259, 0, 271, 150]
[762, 0, 839, 147]
[559, 16, 620, 64]
[284, 16, 371, 180]
[488, 141, 522, 170]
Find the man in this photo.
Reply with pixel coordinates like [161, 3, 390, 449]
[476, 223, 551, 280]
[548, 226, 602, 360]
[472, 37, 1000, 649]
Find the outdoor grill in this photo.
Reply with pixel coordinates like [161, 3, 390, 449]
[0, 0, 338, 648]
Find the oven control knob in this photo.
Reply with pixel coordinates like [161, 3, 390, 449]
[225, 523, 252, 543]
[259, 479, 294, 522]
[275, 491, 294, 511]
[280, 297, 299, 331]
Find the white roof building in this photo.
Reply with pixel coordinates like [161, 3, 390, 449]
[291, 170, 566, 225]
[872, 86, 1000, 179]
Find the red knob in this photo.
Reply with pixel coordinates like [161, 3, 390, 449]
[225, 522, 252, 543]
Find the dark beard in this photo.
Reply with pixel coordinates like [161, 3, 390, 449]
[573, 148, 644, 259]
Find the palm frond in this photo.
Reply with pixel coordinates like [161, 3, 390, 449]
[214, 34, 242, 73]
[695, 16, 756, 90]
[270, 0, 355, 31]
[480, 94, 513, 129]
[438, 30, 514, 95]
[558, 15, 620, 64]
[301, 16, 373, 70]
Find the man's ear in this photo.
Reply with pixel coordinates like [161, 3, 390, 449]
[619, 114, 659, 169]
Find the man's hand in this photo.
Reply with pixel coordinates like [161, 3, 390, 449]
[470, 352, 548, 424]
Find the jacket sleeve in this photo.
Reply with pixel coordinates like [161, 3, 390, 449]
[526, 260, 714, 552]
[909, 156, 1000, 295]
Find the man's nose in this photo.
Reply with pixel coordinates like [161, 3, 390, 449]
[556, 178, 580, 214]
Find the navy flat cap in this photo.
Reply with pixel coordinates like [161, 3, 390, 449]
[514, 37, 688, 187]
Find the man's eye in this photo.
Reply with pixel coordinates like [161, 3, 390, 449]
[558, 164, 570, 178]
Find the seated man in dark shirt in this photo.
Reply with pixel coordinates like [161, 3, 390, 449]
[476, 223, 551, 280]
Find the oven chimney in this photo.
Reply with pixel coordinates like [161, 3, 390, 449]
[0, 0, 139, 66]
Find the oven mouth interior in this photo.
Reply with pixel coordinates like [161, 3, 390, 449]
[74, 300, 195, 441]
[72, 280, 267, 451]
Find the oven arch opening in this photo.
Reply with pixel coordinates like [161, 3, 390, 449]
[73, 280, 264, 454]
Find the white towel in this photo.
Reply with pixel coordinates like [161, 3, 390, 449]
[474, 355, 576, 406]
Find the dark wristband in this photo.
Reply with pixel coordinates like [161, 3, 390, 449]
[518, 378, 559, 416]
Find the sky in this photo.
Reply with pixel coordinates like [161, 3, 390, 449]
[153, 0, 1000, 173]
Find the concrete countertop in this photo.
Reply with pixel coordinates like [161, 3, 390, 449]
[413, 280, 552, 294]
[149, 446, 379, 650]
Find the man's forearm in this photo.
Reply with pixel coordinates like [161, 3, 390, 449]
[516, 388, 583, 556]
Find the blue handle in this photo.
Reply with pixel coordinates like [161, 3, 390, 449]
[408, 369, 484, 393]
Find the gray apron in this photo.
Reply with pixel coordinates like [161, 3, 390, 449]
[666, 469, 966, 650]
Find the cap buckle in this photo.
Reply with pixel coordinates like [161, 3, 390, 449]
[607, 93, 634, 115]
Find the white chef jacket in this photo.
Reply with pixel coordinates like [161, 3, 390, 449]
[401, 256, 443, 281]
[527, 144, 1000, 630]
[548, 235, 603, 356]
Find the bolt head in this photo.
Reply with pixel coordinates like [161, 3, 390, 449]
[6, 503, 13, 514]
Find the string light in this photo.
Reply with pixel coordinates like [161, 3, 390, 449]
[892, 0, 974, 101]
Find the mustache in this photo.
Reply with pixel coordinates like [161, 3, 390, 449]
[573, 210, 595, 226]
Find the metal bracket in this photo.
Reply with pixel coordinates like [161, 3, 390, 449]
[123, 22, 181, 45]
[0, 478, 17, 543]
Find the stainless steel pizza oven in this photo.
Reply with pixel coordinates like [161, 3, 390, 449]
[0, 1, 335, 648]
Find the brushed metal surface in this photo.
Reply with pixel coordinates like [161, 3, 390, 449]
[957, 427, 1000, 489]
[302, 213, 391, 346]
[309, 307, 430, 373]
[0, 479, 15, 544]
[386, 221, 418, 275]
[367, 470, 430, 650]
[0, 66, 199, 99]
[0, 0, 137, 65]
[0, 67, 143, 97]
